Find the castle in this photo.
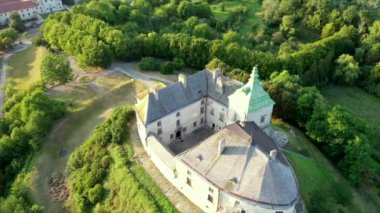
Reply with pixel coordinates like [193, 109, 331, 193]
[0, 0, 63, 25]
[135, 67, 300, 212]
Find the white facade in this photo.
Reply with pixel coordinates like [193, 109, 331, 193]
[0, 0, 63, 25]
[135, 68, 299, 213]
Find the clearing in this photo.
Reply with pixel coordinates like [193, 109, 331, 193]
[6, 45, 48, 92]
[210, 0, 262, 34]
[273, 119, 380, 212]
[321, 85, 380, 145]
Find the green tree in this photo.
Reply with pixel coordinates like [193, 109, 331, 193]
[333, 54, 361, 85]
[9, 12, 24, 32]
[41, 54, 73, 85]
[321, 23, 336, 38]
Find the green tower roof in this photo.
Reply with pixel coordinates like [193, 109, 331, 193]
[241, 66, 275, 112]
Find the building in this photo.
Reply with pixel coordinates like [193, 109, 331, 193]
[135, 67, 300, 212]
[0, 0, 63, 25]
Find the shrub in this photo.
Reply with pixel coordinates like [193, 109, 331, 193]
[138, 57, 159, 71]
[160, 61, 175, 74]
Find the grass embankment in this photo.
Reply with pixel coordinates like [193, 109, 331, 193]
[210, 0, 262, 34]
[65, 106, 176, 212]
[6, 46, 48, 92]
[28, 80, 147, 212]
[273, 119, 380, 212]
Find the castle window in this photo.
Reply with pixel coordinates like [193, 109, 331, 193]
[201, 106, 204, 114]
[193, 121, 196, 127]
[176, 112, 180, 117]
[219, 113, 224, 122]
[210, 108, 214, 116]
[209, 187, 213, 193]
[201, 118, 204, 124]
[176, 119, 180, 127]
[186, 177, 192, 186]
[260, 115, 266, 124]
[157, 128, 162, 135]
[157, 121, 161, 127]
[201, 100, 205, 105]
[187, 170, 191, 176]
[207, 194, 213, 203]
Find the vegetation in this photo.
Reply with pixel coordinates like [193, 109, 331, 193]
[138, 57, 160, 71]
[9, 12, 25, 33]
[6, 46, 48, 95]
[34, 0, 380, 210]
[66, 106, 176, 212]
[0, 83, 66, 211]
[40, 53, 73, 85]
[0, 28, 18, 51]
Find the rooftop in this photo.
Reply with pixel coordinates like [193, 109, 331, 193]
[135, 69, 243, 124]
[0, 0, 36, 13]
[178, 121, 299, 206]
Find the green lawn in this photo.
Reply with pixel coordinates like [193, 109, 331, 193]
[210, 0, 262, 34]
[7, 46, 48, 92]
[273, 119, 380, 212]
[28, 80, 147, 212]
[321, 85, 380, 146]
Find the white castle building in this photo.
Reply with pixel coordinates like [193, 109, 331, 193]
[135, 67, 300, 213]
[0, 0, 63, 25]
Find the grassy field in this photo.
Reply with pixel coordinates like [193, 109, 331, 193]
[28, 80, 147, 212]
[6, 46, 48, 91]
[321, 85, 380, 145]
[273, 119, 380, 212]
[210, 0, 262, 34]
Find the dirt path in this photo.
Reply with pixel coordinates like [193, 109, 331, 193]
[129, 121, 202, 213]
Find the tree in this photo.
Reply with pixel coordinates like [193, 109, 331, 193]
[321, 23, 336, 38]
[333, 54, 361, 85]
[9, 12, 25, 32]
[41, 54, 73, 85]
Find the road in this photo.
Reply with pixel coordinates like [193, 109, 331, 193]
[111, 62, 175, 87]
[0, 43, 32, 115]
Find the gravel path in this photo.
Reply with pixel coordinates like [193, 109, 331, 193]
[130, 121, 202, 213]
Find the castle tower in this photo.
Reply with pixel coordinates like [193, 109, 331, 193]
[228, 66, 275, 133]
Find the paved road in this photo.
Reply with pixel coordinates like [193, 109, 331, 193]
[0, 43, 32, 115]
[111, 62, 174, 87]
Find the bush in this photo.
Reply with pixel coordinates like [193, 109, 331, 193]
[138, 57, 159, 71]
[160, 61, 175, 74]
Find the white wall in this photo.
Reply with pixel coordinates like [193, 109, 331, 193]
[175, 159, 219, 213]
[219, 191, 296, 213]
[146, 98, 206, 145]
[0, 7, 38, 25]
[37, 0, 63, 14]
[247, 105, 273, 129]
[205, 98, 229, 132]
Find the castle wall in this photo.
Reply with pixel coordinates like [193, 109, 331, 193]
[205, 98, 229, 131]
[37, 0, 63, 14]
[145, 98, 206, 145]
[247, 105, 273, 130]
[0, 7, 38, 25]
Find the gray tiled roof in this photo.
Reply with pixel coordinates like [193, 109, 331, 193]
[138, 70, 243, 124]
[178, 122, 299, 206]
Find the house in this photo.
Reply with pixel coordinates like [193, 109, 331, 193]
[0, 0, 63, 25]
[135, 67, 300, 212]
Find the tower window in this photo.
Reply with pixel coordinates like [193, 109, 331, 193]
[176, 112, 180, 117]
[260, 115, 266, 123]
[186, 177, 192, 186]
[157, 121, 161, 127]
[193, 121, 197, 127]
[207, 194, 213, 203]
[157, 128, 162, 135]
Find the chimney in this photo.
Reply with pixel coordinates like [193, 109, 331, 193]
[212, 69, 221, 82]
[269, 150, 277, 160]
[151, 88, 159, 100]
[216, 77, 224, 95]
[218, 139, 226, 156]
[178, 73, 187, 87]
[240, 121, 245, 127]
